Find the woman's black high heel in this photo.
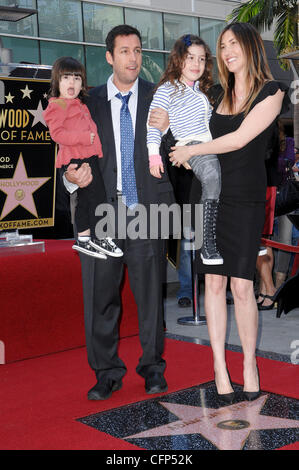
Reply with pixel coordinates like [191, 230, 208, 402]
[258, 293, 276, 311]
[243, 390, 261, 401]
[243, 367, 260, 401]
[217, 390, 235, 405]
[215, 371, 235, 405]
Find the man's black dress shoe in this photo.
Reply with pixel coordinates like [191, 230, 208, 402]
[145, 372, 168, 394]
[178, 297, 191, 308]
[87, 379, 122, 400]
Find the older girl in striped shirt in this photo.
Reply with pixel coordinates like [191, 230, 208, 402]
[147, 34, 223, 265]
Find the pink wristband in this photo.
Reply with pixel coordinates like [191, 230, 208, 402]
[149, 154, 162, 168]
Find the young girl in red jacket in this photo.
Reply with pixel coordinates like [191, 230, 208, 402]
[44, 57, 122, 259]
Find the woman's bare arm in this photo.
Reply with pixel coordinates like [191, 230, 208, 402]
[169, 89, 284, 166]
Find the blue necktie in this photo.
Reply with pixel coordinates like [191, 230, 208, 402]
[116, 92, 138, 209]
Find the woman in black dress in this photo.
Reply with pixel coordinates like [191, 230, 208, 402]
[168, 23, 287, 402]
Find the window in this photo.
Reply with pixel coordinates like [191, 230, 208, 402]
[0, 0, 37, 36]
[37, 0, 83, 41]
[199, 18, 225, 55]
[0, 36, 39, 64]
[40, 41, 84, 67]
[140, 52, 165, 84]
[164, 13, 199, 51]
[85, 46, 111, 87]
[124, 8, 163, 50]
[83, 3, 124, 44]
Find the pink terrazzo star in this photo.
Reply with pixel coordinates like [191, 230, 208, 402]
[125, 395, 299, 450]
[0, 153, 50, 219]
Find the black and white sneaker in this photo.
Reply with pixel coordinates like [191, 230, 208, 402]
[89, 237, 123, 257]
[72, 240, 107, 259]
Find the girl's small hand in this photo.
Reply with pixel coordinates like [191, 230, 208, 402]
[148, 108, 169, 132]
[90, 132, 95, 144]
[169, 145, 192, 167]
[150, 163, 164, 178]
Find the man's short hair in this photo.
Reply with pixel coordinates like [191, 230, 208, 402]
[106, 24, 142, 56]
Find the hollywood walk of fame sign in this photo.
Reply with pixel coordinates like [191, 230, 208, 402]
[0, 77, 56, 231]
[78, 382, 299, 451]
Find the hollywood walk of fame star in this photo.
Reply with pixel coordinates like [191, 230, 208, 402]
[20, 84, 33, 99]
[0, 153, 50, 219]
[5, 92, 14, 104]
[28, 100, 47, 128]
[125, 395, 299, 450]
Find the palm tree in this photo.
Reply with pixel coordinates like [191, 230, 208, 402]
[228, 0, 299, 146]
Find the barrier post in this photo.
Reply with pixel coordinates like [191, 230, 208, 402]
[177, 246, 206, 325]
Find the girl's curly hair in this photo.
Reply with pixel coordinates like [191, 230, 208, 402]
[156, 34, 213, 97]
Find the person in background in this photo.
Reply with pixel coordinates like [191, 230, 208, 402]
[293, 147, 299, 179]
[161, 130, 194, 307]
[255, 121, 280, 311]
[274, 131, 296, 288]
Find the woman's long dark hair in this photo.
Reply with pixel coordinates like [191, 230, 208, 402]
[216, 22, 273, 115]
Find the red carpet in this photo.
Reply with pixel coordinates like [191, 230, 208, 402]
[0, 337, 298, 450]
[0, 239, 138, 363]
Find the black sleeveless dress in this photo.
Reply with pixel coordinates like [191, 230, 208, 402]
[198, 81, 289, 281]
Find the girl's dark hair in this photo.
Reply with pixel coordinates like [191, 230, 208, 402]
[48, 56, 88, 102]
[156, 34, 213, 97]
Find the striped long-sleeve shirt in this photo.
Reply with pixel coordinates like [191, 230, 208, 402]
[147, 80, 212, 163]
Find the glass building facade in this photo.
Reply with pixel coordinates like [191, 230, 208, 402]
[0, 0, 225, 85]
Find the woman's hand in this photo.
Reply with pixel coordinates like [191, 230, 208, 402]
[150, 163, 164, 178]
[182, 162, 192, 170]
[148, 108, 169, 132]
[169, 145, 193, 167]
[65, 162, 93, 188]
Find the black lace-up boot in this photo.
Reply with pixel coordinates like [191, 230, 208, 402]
[201, 199, 223, 265]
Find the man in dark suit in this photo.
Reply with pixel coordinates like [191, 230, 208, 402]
[65, 25, 176, 400]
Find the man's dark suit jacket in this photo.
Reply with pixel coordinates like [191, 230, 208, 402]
[78, 78, 176, 377]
